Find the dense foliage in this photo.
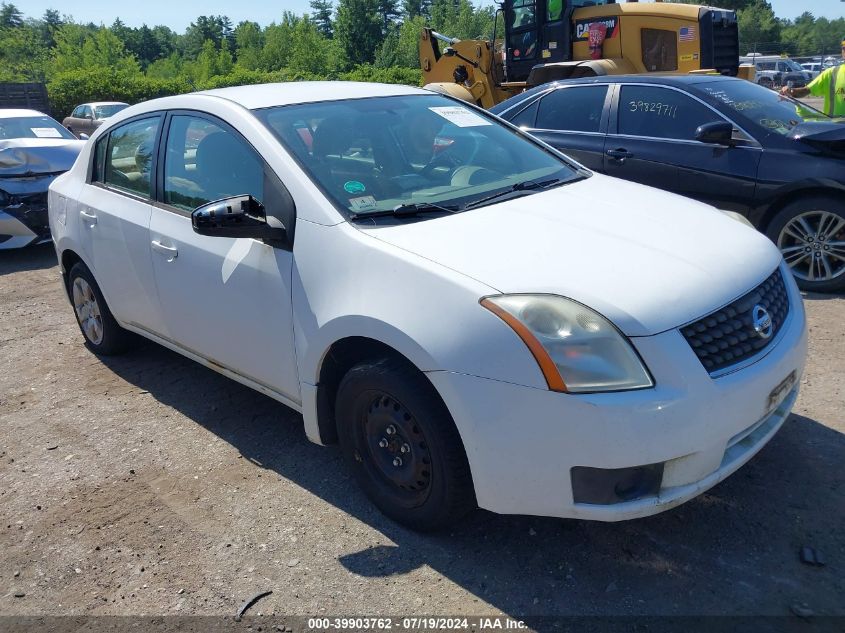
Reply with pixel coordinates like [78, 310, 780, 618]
[0, 0, 492, 117]
[0, 1, 841, 117]
[673, 0, 845, 56]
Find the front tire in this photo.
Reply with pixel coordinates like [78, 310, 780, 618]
[336, 357, 475, 531]
[766, 195, 845, 293]
[68, 261, 133, 355]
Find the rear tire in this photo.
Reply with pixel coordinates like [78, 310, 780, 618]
[765, 195, 845, 293]
[68, 261, 133, 355]
[336, 357, 475, 531]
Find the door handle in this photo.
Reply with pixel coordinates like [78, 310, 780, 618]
[151, 240, 178, 260]
[606, 148, 634, 161]
[79, 209, 97, 225]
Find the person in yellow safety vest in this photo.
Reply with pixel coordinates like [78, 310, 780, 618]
[781, 42, 845, 117]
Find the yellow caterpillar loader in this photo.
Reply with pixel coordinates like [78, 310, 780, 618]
[421, 0, 753, 109]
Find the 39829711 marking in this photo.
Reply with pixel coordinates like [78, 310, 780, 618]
[628, 101, 679, 118]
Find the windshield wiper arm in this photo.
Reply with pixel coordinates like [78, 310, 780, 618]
[352, 201, 461, 220]
[462, 178, 566, 211]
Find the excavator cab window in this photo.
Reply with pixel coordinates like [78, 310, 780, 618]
[507, 0, 538, 60]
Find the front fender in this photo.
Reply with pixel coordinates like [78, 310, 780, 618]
[751, 177, 845, 228]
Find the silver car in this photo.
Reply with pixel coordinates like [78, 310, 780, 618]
[0, 109, 83, 249]
[62, 102, 128, 139]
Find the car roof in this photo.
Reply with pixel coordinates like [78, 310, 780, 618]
[84, 101, 129, 107]
[547, 74, 743, 88]
[0, 108, 50, 119]
[490, 74, 743, 114]
[197, 81, 430, 110]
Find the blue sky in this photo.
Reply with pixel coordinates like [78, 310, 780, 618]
[20, 0, 844, 32]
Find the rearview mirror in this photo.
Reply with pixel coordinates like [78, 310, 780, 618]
[191, 195, 287, 244]
[695, 121, 736, 146]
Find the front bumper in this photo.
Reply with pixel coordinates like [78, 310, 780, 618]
[0, 181, 53, 250]
[428, 266, 808, 520]
[0, 204, 51, 249]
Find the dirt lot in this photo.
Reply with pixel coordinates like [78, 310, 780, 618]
[1, 244, 843, 624]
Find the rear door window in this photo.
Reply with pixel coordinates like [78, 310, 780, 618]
[99, 117, 161, 198]
[535, 86, 608, 133]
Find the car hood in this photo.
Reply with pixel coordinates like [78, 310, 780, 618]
[361, 175, 783, 337]
[789, 120, 845, 157]
[0, 138, 85, 177]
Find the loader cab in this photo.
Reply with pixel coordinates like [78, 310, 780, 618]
[504, 0, 616, 82]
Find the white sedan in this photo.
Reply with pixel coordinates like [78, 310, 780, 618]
[48, 82, 807, 530]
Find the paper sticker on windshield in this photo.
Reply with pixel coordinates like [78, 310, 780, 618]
[428, 106, 492, 128]
[349, 195, 377, 211]
[344, 180, 366, 194]
[31, 127, 63, 138]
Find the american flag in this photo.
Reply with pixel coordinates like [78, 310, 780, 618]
[679, 26, 696, 42]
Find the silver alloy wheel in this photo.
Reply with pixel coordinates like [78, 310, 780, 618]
[72, 277, 104, 345]
[777, 210, 845, 283]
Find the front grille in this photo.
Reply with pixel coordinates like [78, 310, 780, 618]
[681, 268, 790, 375]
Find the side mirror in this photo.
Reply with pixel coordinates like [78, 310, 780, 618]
[695, 121, 736, 146]
[191, 195, 287, 244]
[79, 133, 90, 140]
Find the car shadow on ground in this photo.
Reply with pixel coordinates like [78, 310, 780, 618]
[802, 291, 844, 301]
[0, 243, 57, 276]
[97, 339, 845, 620]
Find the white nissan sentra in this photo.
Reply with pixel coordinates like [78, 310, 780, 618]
[48, 82, 807, 530]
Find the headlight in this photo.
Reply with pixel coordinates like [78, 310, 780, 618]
[481, 295, 653, 393]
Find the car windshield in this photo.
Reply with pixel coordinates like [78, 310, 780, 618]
[784, 59, 804, 72]
[94, 104, 127, 120]
[0, 115, 76, 141]
[254, 94, 581, 218]
[697, 79, 829, 136]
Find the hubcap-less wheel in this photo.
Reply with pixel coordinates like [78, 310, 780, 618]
[362, 393, 432, 507]
[72, 277, 104, 345]
[778, 210, 845, 284]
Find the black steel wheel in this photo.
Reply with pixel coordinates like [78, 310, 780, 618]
[336, 356, 475, 531]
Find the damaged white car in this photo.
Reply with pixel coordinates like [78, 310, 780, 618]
[0, 109, 84, 249]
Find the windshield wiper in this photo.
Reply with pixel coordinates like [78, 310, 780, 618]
[352, 201, 461, 220]
[462, 178, 567, 211]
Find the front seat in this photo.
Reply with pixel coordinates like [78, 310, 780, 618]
[194, 131, 262, 203]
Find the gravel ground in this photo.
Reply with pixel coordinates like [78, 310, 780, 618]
[0, 244, 843, 624]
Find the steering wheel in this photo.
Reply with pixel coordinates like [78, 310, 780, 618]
[419, 133, 483, 179]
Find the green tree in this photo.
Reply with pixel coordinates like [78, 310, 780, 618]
[234, 21, 264, 70]
[146, 52, 184, 80]
[38, 9, 63, 48]
[376, 0, 400, 33]
[0, 2, 23, 28]
[182, 15, 233, 58]
[288, 18, 332, 74]
[335, 0, 382, 66]
[375, 15, 426, 68]
[310, 0, 334, 38]
[260, 13, 301, 71]
[402, 0, 430, 19]
[52, 25, 140, 76]
[0, 22, 50, 80]
[738, 0, 781, 54]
